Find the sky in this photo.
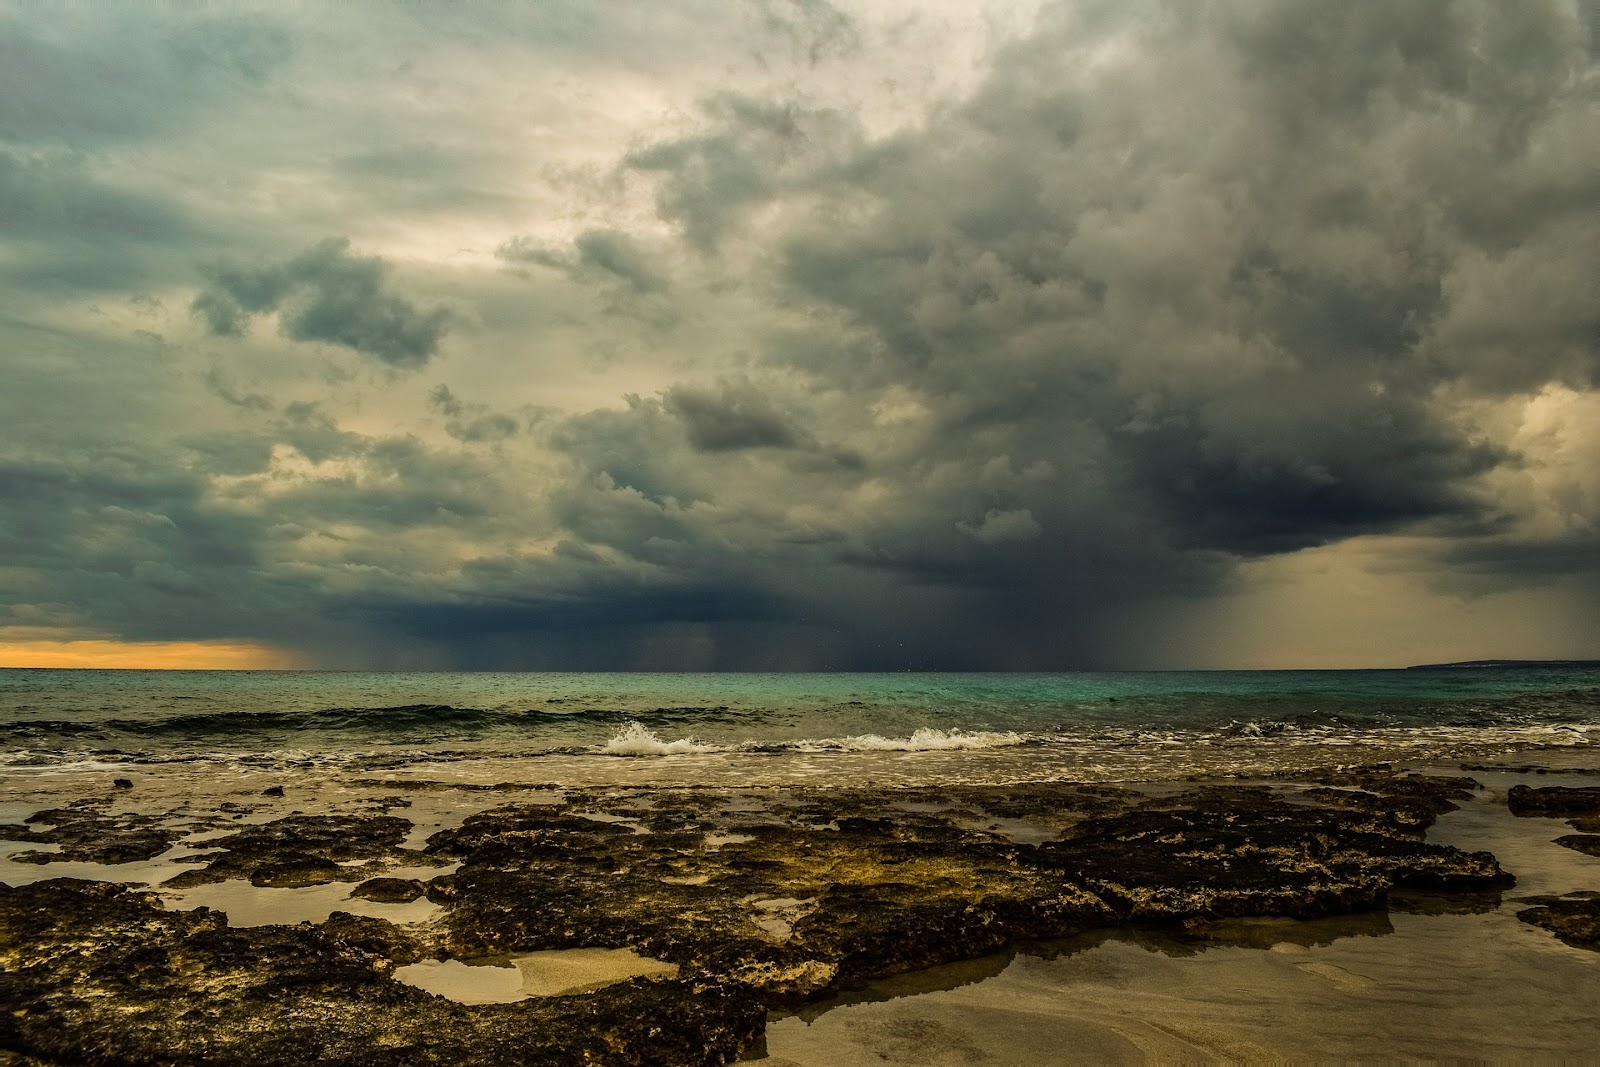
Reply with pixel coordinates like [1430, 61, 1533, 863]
[1, 0, 1598, 671]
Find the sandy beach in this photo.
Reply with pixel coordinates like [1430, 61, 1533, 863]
[4, 748, 1599, 1064]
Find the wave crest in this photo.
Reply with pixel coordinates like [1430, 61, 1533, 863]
[599, 721, 724, 756]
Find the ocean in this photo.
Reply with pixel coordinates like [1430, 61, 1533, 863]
[4, 666, 1598, 786]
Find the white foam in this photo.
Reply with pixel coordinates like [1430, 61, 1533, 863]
[599, 721, 723, 756]
[798, 728, 1026, 752]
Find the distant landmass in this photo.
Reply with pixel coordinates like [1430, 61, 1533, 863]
[1406, 659, 1600, 670]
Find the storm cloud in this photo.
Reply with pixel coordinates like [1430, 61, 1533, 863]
[194, 238, 451, 368]
[3, 0, 1598, 669]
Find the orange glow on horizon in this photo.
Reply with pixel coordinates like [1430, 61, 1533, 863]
[0, 639, 308, 670]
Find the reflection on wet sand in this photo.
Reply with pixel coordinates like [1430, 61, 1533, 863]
[756, 767, 1600, 1065]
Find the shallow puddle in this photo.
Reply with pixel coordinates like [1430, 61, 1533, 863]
[161, 873, 447, 927]
[394, 948, 679, 1003]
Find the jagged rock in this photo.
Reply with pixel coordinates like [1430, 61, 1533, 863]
[1518, 893, 1600, 949]
[1035, 789, 1510, 923]
[161, 814, 442, 889]
[1506, 785, 1600, 817]
[1553, 834, 1600, 858]
[1301, 773, 1480, 833]
[250, 856, 348, 888]
[351, 877, 426, 903]
[3, 807, 186, 864]
[0, 879, 762, 1067]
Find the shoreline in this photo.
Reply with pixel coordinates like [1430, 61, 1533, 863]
[3, 750, 1599, 1063]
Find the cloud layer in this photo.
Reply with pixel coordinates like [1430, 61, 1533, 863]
[2, 0, 1597, 668]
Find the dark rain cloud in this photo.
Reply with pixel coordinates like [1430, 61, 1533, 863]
[760, 2, 1595, 564]
[4, 0, 1598, 668]
[623, 93, 855, 250]
[0, 450, 274, 641]
[526, 0, 1598, 663]
[193, 237, 451, 368]
[0, 146, 200, 293]
[663, 381, 803, 452]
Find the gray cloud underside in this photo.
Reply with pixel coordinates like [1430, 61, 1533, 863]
[193, 238, 451, 368]
[3, 0, 1598, 667]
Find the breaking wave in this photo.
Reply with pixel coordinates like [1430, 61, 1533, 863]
[599, 722, 726, 756]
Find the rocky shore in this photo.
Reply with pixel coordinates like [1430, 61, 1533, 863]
[3, 766, 1598, 1065]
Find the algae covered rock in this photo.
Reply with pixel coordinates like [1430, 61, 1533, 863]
[1517, 892, 1600, 950]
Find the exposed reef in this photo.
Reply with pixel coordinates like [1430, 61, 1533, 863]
[0, 772, 1523, 1065]
[0, 807, 190, 865]
[1506, 784, 1600, 861]
[1505, 785, 1600, 947]
[160, 814, 440, 890]
[1517, 892, 1600, 950]
[0, 879, 760, 1066]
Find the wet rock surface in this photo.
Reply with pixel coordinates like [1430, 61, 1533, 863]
[1299, 771, 1479, 833]
[1506, 785, 1600, 817]
[160, 814, 442, 890]
[1517, 892, 1600, 949]
[1505, 785, 1600, 860]
[0, 772, 1522, 1065]
[1034, 786, 1508, 924]
[0, 879, 761, 1066]
[1552, 834, 1600, 858]
[0, 806, 189, 865]
[352, 877, 428, 903]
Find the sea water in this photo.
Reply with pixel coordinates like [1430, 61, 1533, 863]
[2, 666, 1596, 785]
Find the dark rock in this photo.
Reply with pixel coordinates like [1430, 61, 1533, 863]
[1518, 894, 1600, 949]
[1554, 834, 1600, 858]
[7, 807, 188, 864]
[250, 856, 347, 888]
[262, 785, 285, 797]
[167, 814, 442, 888]
[0, 878, 762, 1066]
[6, 851, 56, 866]
[1303, 773, 1480, 832]
[1034, 789, 1509, 923]
[350, 877, 426, 903]
[113, 778, 134, 790]
[162, 868, 226, 889]
[1507, 785, 1600, 817]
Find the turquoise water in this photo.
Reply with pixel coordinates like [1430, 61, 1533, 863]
[2, 667, 1597, 772]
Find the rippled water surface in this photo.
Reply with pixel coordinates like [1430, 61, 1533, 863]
[2, 666, 1596, 783]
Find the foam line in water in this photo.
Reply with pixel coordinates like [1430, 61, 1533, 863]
[596, 723, 1027, 757]
[794, 728, 1027, 752]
